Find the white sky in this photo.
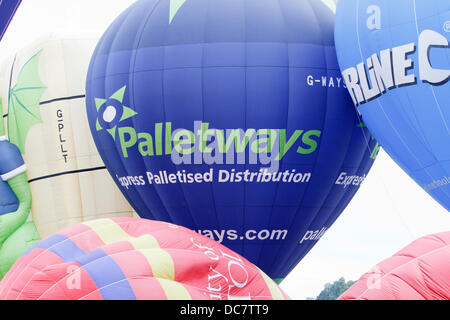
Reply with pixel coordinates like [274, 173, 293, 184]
[1, 0, 449, 300]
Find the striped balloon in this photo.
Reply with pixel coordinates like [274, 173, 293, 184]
[0, 218, 288, 300]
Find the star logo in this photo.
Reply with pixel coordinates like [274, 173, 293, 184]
[169, 0, 187, 24]
[94, 86, 137, 140]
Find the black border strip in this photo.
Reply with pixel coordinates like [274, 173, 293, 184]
[3, 94, 86, 118]
[28, 166, 107, 183]
[40, 94, 86, 105]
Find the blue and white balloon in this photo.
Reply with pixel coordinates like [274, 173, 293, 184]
[335, 0, 450, 211]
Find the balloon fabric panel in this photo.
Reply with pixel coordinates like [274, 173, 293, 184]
[335, 0, 450, 211]
[86, 0, 377, 281]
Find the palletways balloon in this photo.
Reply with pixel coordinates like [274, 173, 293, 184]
[86, 0, 378, 282]
[335, 0, 450, 211]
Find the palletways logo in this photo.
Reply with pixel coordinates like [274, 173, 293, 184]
[94, 86, 324, 174]
[94, 85, 138, 140]
[342, 29, 450, 106]
[93, 85, 377, 194]
[92, 85, 339, 193]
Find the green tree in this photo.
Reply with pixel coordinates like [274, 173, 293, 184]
[315, 277, 355, 300]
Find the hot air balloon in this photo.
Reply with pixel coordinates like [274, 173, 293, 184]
[339, 232, 450, 300]
[0, 217, 289, 300]
[0, 112, 40, 279]
[0, 0, 21, 42]
[0, 33, 136, 239]
[85, 0, 378, 282]
[334, 0, 450, 211]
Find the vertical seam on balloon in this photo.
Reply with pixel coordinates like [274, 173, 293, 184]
[284, 117, 377, 273]
[413, 0, 450, 136]
[295, 2, 337, 274]
[6, 54, 16, 140]
[42, 43, 65, 234]
[95, 5, 149, 223]
[128, 0, 178, 223]
[353, 0, 420, 238]
[279, 3, 346, 275]
[356, 0, 449, 211]
[106, 19, 138, 219]
[283, 0, 375, 276]
[56, 39, 86, 226]
[384, 5, 434, 157]
[287, 1, 333, 276]
[158, 1, 202, 229]
[356, 1, 431, 176]
[253, 0, 290, 273]
[351, 0, 392, 160]
[412, 0, 450, 200]
[200, 0, 222, 236]
[264, 0, 332, 277]
[241, 0, 248, 257]
[379, 2, 439, 172]
[158, 47, 201, 227]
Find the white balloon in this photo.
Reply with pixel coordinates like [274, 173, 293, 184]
[0, 32, 136, 238]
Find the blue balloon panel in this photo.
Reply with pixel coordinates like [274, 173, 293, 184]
[86, 0, 377, 280]
[0, 141, 24, 215]
[335, 0, 450, 211]
[0, 0, 21, 42]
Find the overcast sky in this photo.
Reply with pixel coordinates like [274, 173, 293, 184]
[1, 0, 449, 300]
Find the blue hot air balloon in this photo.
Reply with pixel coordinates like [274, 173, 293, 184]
[86, 0, 378, 282]
[335, 0, 450, 211]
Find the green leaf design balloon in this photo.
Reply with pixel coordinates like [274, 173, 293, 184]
[8, 51, 47, 154]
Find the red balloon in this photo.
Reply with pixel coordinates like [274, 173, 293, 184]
[339, 232, 450, 300]
[0, 218, 289, 300]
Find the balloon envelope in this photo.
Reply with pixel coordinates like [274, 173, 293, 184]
[339, 232, 450, 300]
[0, 0, 21, 42]
[86, 0, 377, 281]
[0, 217, 288, 300]
[0, 33, 136, 238]
[335, 0, 450, 210]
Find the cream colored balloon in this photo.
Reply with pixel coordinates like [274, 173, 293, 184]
[0, 33, 136, 238]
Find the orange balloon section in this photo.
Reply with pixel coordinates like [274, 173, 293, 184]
[339, 232, 450, 300]
[0, 217, 288, 300]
